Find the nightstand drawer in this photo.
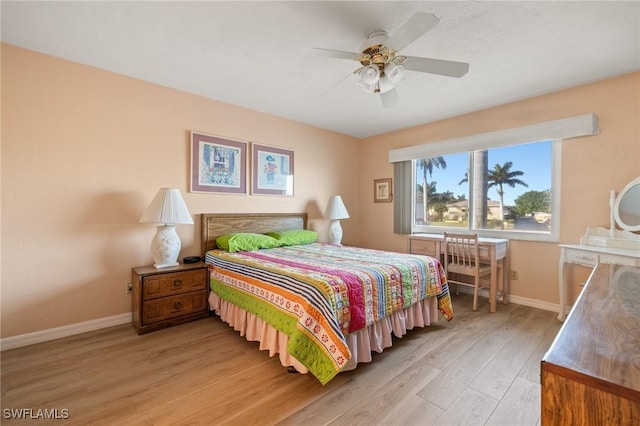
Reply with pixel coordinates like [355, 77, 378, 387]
[142, 291, 207, 325]
[409, 238, 438, 256]
[132, 263, 209, 334]
[142, 269, 206, 300]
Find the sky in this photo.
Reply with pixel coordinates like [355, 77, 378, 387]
[418, 140, 552, 206]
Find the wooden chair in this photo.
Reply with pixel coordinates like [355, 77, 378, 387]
[443, 232, 492, 311]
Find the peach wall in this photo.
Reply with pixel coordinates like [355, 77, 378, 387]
[358, 72, 640, 305]
[1, 44, 360, 338]
[2, 42, 639, 340]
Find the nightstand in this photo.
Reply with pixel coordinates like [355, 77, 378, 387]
[131, 262, 209, 334]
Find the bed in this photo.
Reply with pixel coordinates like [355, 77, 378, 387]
[201, 213, 453, 384]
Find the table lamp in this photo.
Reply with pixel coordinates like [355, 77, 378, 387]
[140, 188, 194, 268]
[324, 195, 350, 245]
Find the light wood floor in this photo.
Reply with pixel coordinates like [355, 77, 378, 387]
[1, 294, 561, 425]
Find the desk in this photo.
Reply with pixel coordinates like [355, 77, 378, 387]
[542, 264, 640, 424]
[557, 244, 640, 321]
[408, 234, 509, 312]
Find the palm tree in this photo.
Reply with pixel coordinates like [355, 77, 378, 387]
[457, 154, 488, 228]
[418, 157, 446, 224]
[458, 171, 468, 186]
[488, 161, 528, 229]
[425, 181, 438, 198]
[474, 151, 488, 228]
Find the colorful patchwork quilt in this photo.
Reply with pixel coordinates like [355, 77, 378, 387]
[205, 243, 453, 384]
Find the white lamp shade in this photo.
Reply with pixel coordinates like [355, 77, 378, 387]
[356, 80, 376, 94]
[324, 195, 350, 220]
[140, 188, 193, 225]
[359, 65, 380, 85]
[378, 76, 394, 94]
[386, 63, 405, 84]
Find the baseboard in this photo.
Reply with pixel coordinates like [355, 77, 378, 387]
[0, 313, 131, 351]
[455, 287, 560, 313]
[507, 294, 560, 313]
[0, 289, 562, 351]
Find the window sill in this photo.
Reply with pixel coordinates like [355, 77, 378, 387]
[411, 226, 559, 243]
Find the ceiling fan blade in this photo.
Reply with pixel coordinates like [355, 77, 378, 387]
[380, 88, 400, 109]
[309, 71, 354, 104]
[310, 47, 361, 61]
[385, 12, 440, 52]
[403, 56, 470, 78]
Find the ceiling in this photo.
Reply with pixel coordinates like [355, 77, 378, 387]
[2, 1, 639, 138]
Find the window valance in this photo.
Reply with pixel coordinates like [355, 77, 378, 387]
[388, 113, 599, 163]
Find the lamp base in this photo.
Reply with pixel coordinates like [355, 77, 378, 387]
[150, 225, 182, 268]
[328, 220, 343, 245]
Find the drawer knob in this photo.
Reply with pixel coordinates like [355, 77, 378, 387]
[173, 279, 182, 288]
[173, 301, 183, 310]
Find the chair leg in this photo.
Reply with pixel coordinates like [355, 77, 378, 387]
[472, 277, 479, 311]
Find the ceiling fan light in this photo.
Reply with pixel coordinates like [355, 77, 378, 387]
[386, 64, 405, 84]
[359, 64, 380, 85]
[378, 76, 395, 93]
[357, 80, 376, 93]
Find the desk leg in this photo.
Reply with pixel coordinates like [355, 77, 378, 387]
[490, 251, 497, 313]
[502, 253, 509, 305]
[558, 248, 567, 321]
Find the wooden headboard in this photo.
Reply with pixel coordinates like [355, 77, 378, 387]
[200, 213, 308, 257]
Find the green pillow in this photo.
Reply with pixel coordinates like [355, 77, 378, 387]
[266, 229, 319, 246]
[216, 233, 282, 252]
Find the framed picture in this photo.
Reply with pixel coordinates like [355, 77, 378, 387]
[374, 178, 393, 203]
[190, 132, 247, 194]
[251, 143, 294, 196]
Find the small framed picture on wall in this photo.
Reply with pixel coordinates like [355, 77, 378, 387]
[190, 132, 248, 194]
[251, 143, 294, 196]
[374, 178, 393, 203]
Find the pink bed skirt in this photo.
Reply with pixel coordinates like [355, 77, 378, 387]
[208, 292, 439, 375]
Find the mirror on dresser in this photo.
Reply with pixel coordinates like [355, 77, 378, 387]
[613, 176, 640, 232]
[580, 175, 640, 250]
[558, 176, 640, 321]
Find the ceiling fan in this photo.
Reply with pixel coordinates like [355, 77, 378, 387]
[312, 12, 469, 108]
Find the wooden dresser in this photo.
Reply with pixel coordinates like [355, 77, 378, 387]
[541, 263, 640, 424]
[132, 262, 209, 334]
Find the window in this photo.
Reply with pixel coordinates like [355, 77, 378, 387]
[391, 114, 599, 242]
[412, 140, 558, 241]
